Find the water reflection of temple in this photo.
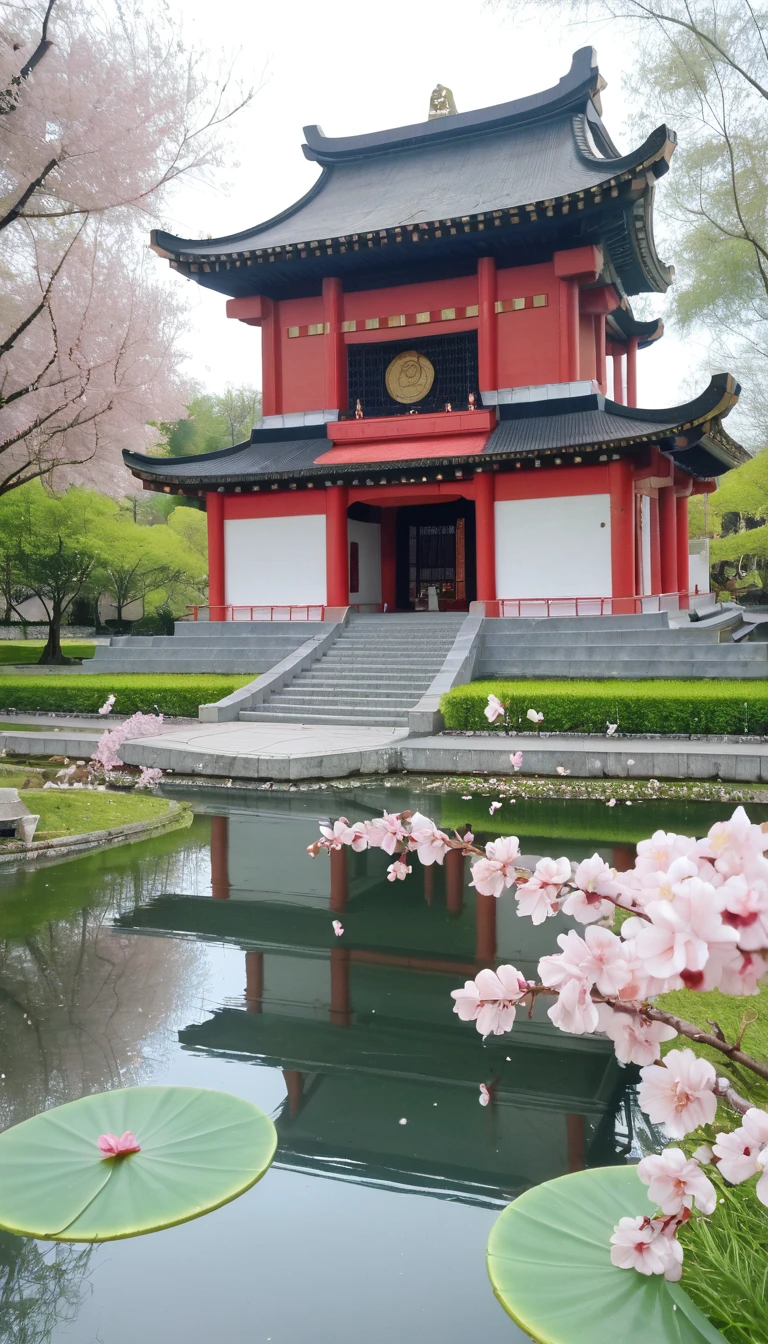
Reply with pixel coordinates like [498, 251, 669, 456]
[118, 796, 630, 1205]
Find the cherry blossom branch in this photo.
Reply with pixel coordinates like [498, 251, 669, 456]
[714, 1077, 752, 1117]
[606, 999, 768, 1082]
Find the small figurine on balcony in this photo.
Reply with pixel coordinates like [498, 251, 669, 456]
[445, 401, 452, 413]
[468, 392, 477, 411]
[355, 398, 364, 420]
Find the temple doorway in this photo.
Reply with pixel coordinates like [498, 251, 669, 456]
[395, 501, 476, 612]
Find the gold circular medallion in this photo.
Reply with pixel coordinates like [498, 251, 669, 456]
[385, 350, 435, 405]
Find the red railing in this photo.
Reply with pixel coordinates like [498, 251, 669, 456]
[186, 605, 325, 622]
[493, 592, 708, 618]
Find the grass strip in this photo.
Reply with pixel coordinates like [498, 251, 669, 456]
[0, 642, 94, 664]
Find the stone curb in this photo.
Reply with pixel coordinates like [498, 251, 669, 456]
[0, 799, 191, 865]
[198, 618, 347, 724]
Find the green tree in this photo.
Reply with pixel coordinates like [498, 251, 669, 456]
[167, 505, 208, 561]
[0, 483, 113, 663]
[688, 450, 768, 597]
[93, 516, 206, 630]
[152, 385, 261, 457]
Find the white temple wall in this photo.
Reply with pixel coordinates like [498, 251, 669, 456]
[347, 518, 382, 606]
[224, 515, 327, 606]
[494, 494, 612, 597]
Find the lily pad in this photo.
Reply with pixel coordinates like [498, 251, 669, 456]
[486, 1165, 726, 1344]
[0, 1086, 277, 1242]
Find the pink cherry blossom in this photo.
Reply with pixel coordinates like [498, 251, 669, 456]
[98, 694, 116, 717]
[692, 1144, 714, 1165]
[606, 722, 618, 737]
[596, 1005, 678, 1065]
[606, 798, 616, 808]
[98, 1131, 141, 1158]
[484, 694, 506, 724]
[479, 1083, 491, 1107]
[510, 751, 523, 771]
[719, 870, 768, 950]
[632, 880, 738, 981]
[515, 856, 570, 924]
[450, 965, 530, 1038]
[635, 830, 699, 876]
[610, 1216, 683, 1280]
[556, 765, 570, 776]
[332, 920, 344, 937]
[637, 1147, 717, 1215]
[489, 801, 502, 815]
[386, 859, 412, 882]
[526, 709, 543, 724]
[539, 927, 631, 997]
[368, 811, 410, 855]
[469, 836, 521, 898]
[560, 854, 619, 923]
[638, 1049, 717, 1139]
[408, 813, 452, 866]
[547, 977, 599, 1035]
[696, 806, 768, 878]
[713, 1108, 768, 1203]
[319, 818, 357, 851]
[136, 766, 163, 789]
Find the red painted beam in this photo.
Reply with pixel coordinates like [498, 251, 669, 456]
[327, 408, 495, 444]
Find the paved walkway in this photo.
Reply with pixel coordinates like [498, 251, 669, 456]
[3, 714, 767, 783]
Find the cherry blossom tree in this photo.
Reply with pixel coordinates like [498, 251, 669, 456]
[308, 712, 768, 1287]
[0, 0, 254, 495]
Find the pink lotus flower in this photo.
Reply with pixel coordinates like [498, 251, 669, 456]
[509, 751, 523, 771]
[610, 1216, 683, 1281]
[469, 835, 521, 898]
[478, 1083, 491, 1107]
[332, 919, 344, 937]
[560, 854, 619, 923]
[638, 1049, 717, 1139]
[547, 977, 599, 1035]
[637, 1147, 717, 1215]
[526, 708, 543, 725]
[98, 1131, 141, 1158]
[450, 965, 530, 1038]
[484, 694, 506, 724]
[596, 1005, 678, 1065]
[713, 1108, 768, 1203]
[386, 859, 412, 882]
[516, 855, 570, 924]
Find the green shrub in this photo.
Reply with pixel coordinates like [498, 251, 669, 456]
[440, 679, 768, 736]
[0, 674, 250, 718]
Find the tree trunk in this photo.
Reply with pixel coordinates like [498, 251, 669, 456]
[38, 604, 71, 664]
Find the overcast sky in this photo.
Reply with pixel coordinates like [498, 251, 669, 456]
[160, 0, 714, 411]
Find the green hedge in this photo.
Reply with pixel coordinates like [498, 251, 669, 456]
[0, 674, 250, 718]
[0, 642, 94, 665]
[440, 679, 768, 736]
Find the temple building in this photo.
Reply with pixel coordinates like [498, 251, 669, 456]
[126, 47, 746, 616]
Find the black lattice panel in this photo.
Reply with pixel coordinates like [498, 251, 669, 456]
[347, 332, 479, 418]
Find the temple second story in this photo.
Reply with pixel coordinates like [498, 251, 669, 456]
[127, 48, 747, 618]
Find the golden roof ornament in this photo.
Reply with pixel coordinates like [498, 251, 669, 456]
[428, 84, 457, 119]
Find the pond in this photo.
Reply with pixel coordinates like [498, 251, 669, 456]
[0, 786, 762, 1344]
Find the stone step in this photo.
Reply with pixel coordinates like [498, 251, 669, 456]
[474, 659, 768, 679]
[482, 629, 723, 648]
[266, 693, 420, 708]
[91, 660, 260, 675]
[480, 645, 767, 666]
[299, 676, 433, 690]
[240, 708, 408, 725]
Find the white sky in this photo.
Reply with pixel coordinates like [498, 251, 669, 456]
[159, 0, 714, 411]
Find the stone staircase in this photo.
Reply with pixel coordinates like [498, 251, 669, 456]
[240, 614, 466, 727]
[476, 612, 768, 680]
[91, 622, 326, 675]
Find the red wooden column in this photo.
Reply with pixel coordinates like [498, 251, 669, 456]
[210, 815, 230, 898]
[260, 297, 282, 417]
[612, 350, 625, 403]
[649, 495, 662, 595]
[329, 846, 348, 912]
[626, 337, 638, 407]
[330, 949, 351, 1027]
[380, 508, 397, 611]
[245, 951, 264, 1013]
[475, 892, 497, 964]
[557, 280, 580, 381]
[445, 851, 465, 915]
[594, 315, 606, 394]
[659, 487, 678, 595]
[322, 277, 346, 412]
[474, 470, 496, 602]
[676, 494, 690, 607]
[608, 459, 635, 613]
[206, 492, 225, 620]
[325, 484, 349, 606]
[477, 257, 497, 394]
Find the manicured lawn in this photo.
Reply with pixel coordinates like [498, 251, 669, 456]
[0, 641, 95, 663]
[0, 673, 251, 717]
[441, 678, 768, 735]
[17, 789, 176, 841]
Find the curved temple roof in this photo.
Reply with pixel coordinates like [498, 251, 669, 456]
[150, 48, 675, 300]
[124, 374, 746, 489]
